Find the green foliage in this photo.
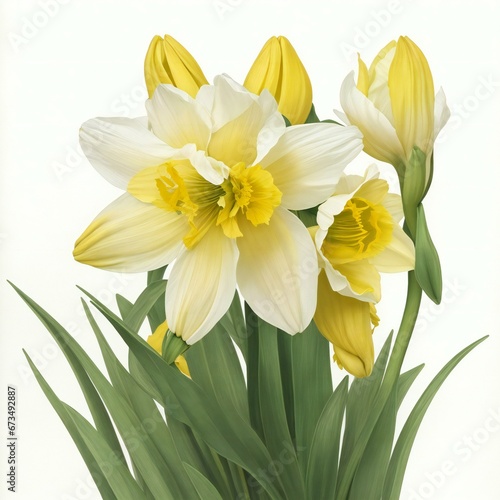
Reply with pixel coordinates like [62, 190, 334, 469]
[11, 274, 486, 500]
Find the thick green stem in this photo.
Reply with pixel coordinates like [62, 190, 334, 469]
[381, 271, 422, 392]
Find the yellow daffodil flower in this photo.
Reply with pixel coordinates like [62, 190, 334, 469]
[244, 36, 313, 125]
[339, 36, 450, 192]
[311, 165, 415, 377]
[147, 321, 191, 377]
[144, 35, 208, 98]
[145, 34, 312, 124]
[74, 75, 363, 344]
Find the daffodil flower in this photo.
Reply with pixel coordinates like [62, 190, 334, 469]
[311, 165, 415, 377]
[74, 75, 363, 345]
[145, 34, 313, 124]
[339, 36, 450, 195]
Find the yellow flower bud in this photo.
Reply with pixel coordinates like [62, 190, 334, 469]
[244, 36, 313, 125]
[341, 36, 450, 189]
[144, 35, 208, 98]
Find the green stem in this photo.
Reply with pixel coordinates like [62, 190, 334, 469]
[381, 271, 422, 392]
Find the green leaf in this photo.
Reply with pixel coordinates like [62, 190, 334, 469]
[82, 300, 198, 499]
[112, 279, 167, 333]
[10, 283, 125, 465]
[219, 292, 248, 362]
[346, 363, 423, 499]
[414, 203, 443, 304]
[63, 404, 148, 500]
[290, 321, 332, 474]
[116, 294, 134, 319]
[82, 289, 285, 499]
[382, 336, 488, 500]
[339, 332, 393, 470]
[397, 364, 425, 410]
[257, 318, 305, 499]
[183, 463, 224, 500]
[13, 285, 184, 499]
[24, 352, 123, 500]
[305, 103, 320, 123]
[246, 304, 264, 440]
[167, 418, 233, 499]
[348, 380, 398, 500]
[306, 377, 348, 500]
[147, 266, 167, 330]
[185, 322, 249, 422]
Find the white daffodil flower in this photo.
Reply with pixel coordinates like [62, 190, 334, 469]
[74, 75, 363, 344]
[311, 165, 415, 377]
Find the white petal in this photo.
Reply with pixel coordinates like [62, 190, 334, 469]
[236, 207, 317, 334]
[209, 74, 257, 132]
[366, 46, 396, 123]
[208, 99, 268, 167]
[433, 87, 451, 142]
[189, 150, 229, 184]
[254, 89, 287, 164]
[73, 194, 188, 272]
[340, 72, 405, 165]
[260, 123, 363, 210]
[146, 84, 211, 149]
[79, 117, 176, 189]
[370, 223, 415, 272]
[166, 227, 238, 344]
[316, 166, 379, 230]
[382, 193, 404, 222]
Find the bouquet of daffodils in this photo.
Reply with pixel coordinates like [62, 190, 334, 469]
[13, 34, 486, 500]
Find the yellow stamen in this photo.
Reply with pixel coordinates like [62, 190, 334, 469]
[216, 162, 282, 238]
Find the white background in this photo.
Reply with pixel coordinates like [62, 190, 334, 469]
[1, 0, 499, 499]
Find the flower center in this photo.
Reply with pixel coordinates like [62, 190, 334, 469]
[322, 197, 393, 265]
[129, 160, 282, 249]
[216, 162, 282, 239]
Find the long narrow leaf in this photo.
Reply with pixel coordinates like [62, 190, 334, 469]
[382, 336, 488, 500]
[306, 377, 349, 500]
[183, 463, 224, 500]
[82, 289, 285, 499]
[82, 300, 199, 499]
[185, 322, 249, 422]
[24, 352, 136, 500]
[290, 321, 332, 473]
[258, 318, 305, 499]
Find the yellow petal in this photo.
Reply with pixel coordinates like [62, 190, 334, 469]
[356, 54, 370, 96]
[244, 36, 312, 124]
[147, 321, 168, 354]
[244, 36, 282, 97]
[174, 355, 191, 378]
[388, 36, 435, 158]
[314, 271, 374, 378]
[277, 36, 313, 125]
[144, 34, 208, 98]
